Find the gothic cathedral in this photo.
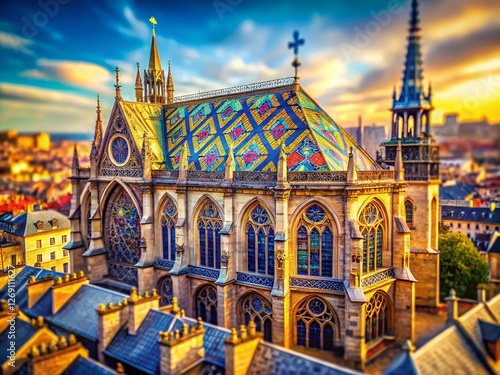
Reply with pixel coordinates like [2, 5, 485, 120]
[63, 2, 442, 369]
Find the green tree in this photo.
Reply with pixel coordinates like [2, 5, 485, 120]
[439, 232, 489, 300]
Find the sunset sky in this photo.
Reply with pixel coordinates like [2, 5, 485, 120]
[1, 0, 499, 134]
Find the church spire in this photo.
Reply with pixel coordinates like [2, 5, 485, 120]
[398, 0, 424, 105]
[93, 94, 103, 150]
[135, 63, 143, 102]
[144, 17, 165, 104]
[166, 61, 174, 104]
[114, 67, 122, 100]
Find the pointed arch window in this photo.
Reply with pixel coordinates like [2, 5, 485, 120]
[247, 205, 275, 276]
[158, 276, 173, 307]
[161, 198, 177, 261]
[240, 293, 273, 342]
[296, 204, 334, 277]
[365, 292, 391, 343]
[405, 201, 414, 227]
[295, 297, 338, 351]
[359, 203, 385, 273]
[196, 285, 218, 325]
[198, 201, 222, 269]
[105, 190, 141, 264]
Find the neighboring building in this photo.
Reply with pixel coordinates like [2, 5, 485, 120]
[379, 0, 440, 307]
[0, 266, 362, 375]
[385, 289, 500, 375]
[488, 231, 500, 296]
[441, 204, 500, 250]
[0, 209, 71, 273]
[345, 116, 387, 160]
[63, 4, 425, 371]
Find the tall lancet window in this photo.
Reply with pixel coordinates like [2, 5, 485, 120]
[359, 202, 385, 273]
[296, 204, 334, 277]
[197, 200, 222, 268]
[161, 198, 177, 260]
[247, 205, 275, 276]
[365, 291, 391, 343]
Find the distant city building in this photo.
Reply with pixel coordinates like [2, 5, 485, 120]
[344, 116, 387, 160]
[0, 209, 71, 273]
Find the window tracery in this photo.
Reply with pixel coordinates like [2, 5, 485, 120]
[198, 201, 223, 269]
[247, 205, 275, 276]
[295, 297, 337, 351]
[161, 198, 177, 261]
[240, 293, 273, 342]
[359, 203, 385, 273]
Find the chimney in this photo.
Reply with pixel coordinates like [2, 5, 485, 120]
[27, 274, 54, 309]
[128, 287, 160, 335]
[224, 321, 262, 375]
[445, 289, 458, 324]
[96, 299, 128, 362]
[51, 271, 88, 314]
[28, 335, 88, 375]
[158, 317, 205, 375]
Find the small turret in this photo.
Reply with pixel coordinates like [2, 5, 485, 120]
[135, 62, 143, 102]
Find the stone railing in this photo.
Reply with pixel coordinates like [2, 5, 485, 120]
[187, 170, 225, 181]
[152, 170, 180, 180]
[290, 276, 344, 292]
[154, 258, 174, 270]
[233, 171, 277, 183]
[236, 272, 274, 288]
[357, 170, 395, 181]
[174, 77, 295, 103]
[361, 268, 395, 288]
[188, 265, 220, 280]
[288, 171, 347, 182]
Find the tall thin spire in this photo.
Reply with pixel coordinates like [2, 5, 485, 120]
[148, 17, 162, 71]
[144, 17, 165, 103]
[166, 61, 174, 104]
[93, 94, 103, 150]
[114, 67, 122, 100]
[135, 62, 143, 102]
[397, 0, 425, 105]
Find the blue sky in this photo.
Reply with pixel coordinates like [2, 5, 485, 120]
[1, 0, 499, 133]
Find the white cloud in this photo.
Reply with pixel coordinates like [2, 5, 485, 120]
[0, 31, 34, 55]
[117, 6, 149, 40]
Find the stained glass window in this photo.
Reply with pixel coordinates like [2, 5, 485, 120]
[110, 136, 129, 165]
[359, 202, 385, 273]
[405, 201, 414, 225]
[198, 201, 222, 269]
[158, 276, 173, 306]
[105, 190, 141, 264]
[196, 285, 218, 325]
[161, 198, 177, 261]
[296, 204, 334, 277]
[247, 205, 274, 276]
[365, 292, 391, 343]
[295, 297, 337, 351]
[240, 293, 273, 342]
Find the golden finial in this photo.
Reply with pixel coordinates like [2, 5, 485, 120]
[115, 66, 122, 100]
[149, 17, 157, 27]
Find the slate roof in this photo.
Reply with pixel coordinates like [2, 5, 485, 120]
[441, 205, 500, 224]
[0, 318, 37, 356]
[488, 231, 500, 254]
[0, 209, 70, 236]
[248, 342, 362, 375]
[159, 87, 377, 172]
[45, 284, 127, 341]
[0, 266, 64, 312]
[63, 356, 118, 375]
[104, 309, 179, 374]
[440, 183, 477, 200]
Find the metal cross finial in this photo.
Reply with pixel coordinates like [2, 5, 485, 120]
[288, 30, 305, 55]
[288, 30, 305, 84]
[114, 66, 122, 100]
[149, 17, 157, 28]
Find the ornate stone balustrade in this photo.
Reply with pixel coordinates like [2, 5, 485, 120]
[174, 77, 295, 103]
[288, 171, 347, 182]
[154, 258, 174, 270]
[186, 170, 225, 180]
[108, 263, 138, 287]
[152, 170, 180, 179]
[357, 170, 395, 181]
[290, 277, 344, 292]
[188, 265, 220, 280]
[236, 272, 274, 288]
[233, 171, 277, 183]
[361, 268, 395, 288]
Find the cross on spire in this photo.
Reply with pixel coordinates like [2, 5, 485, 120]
[288, 30, 305, 84]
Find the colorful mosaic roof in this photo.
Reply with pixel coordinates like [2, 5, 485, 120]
[119, 101, 164, 164]
[161, 87, 378, 172]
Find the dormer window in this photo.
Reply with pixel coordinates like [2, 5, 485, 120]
[49, 218, 58, 229]
[35, 221, 44, 232]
